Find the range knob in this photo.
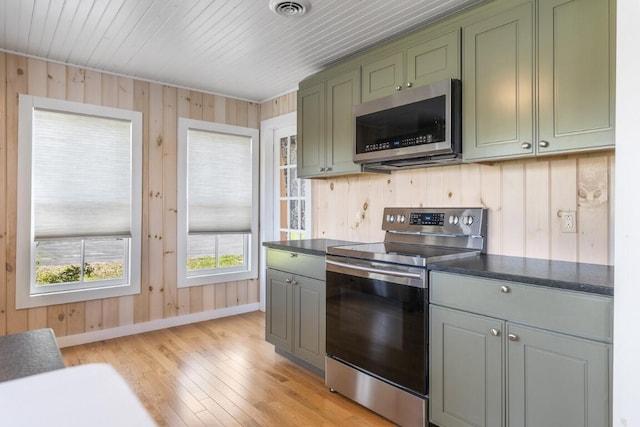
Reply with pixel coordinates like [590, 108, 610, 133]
[462, 215, 475, 226]
[386, 214, 395, 223]
[397, 214, 406, 224]
[448, 215, 459, 225]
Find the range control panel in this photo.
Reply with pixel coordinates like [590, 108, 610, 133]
[382, 207, 486, 236]
[409, 212, 445, 226]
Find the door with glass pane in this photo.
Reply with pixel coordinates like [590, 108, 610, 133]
[275, 127, 311, 240]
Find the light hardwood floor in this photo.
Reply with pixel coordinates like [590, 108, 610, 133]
[61, 311, 395, 426]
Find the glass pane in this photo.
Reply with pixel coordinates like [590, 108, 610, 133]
[218, 234, 244, 268]
[290, 135, 297, 165]
[280, 137, 288, 166]
[84, 239, 125, 281]
[280, 231, 288, 240]
[279, 169, 287, 199]
[186, 234, 216, 272]
[280, 200, 288, 230]
[290, 167, 299, 197]
[290, 200, 299, 230]
[300, 200, 306, 231]
[35, 240, 82, 286]
[300, 178, 306, 197]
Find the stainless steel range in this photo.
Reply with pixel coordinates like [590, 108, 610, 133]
[325, 207, 487, 427]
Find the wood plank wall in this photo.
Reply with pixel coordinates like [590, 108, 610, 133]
[312, 153, 615, 265]
[0, 55, 613, 338]
[0, 53, 261, 337]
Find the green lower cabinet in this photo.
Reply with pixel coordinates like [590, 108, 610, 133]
[265, 268, 293, 351]
[430, 306, 612, 427]
[507, 323, 612, 427]
[292, 274, 325, 368]
[265, 261, 326, 372]
[430, 305, 504, 427]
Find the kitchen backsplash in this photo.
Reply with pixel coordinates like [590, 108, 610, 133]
[311, 152, 614, 266]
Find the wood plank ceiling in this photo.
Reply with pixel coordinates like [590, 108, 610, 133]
[0, 0, 482, 102]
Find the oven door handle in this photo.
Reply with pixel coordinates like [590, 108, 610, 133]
[326, 259, 423, 280]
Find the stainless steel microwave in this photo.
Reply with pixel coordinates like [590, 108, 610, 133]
[353, 79, 461, 170]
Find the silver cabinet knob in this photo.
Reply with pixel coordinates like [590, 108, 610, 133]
[319, 167, 325, 172]
[395, 85, 402, 91]
[289, 252, 298, 258]
[406, 82, 413, 88]
[326, 166, 333, 171]
[292, 280, 298, 286]
[285, 278, 293, 284]
[539, 140, 550, 148]
[521, 142, 532, 149]
[500, 285, 510, 293]
[490, 328, 500, 336]
[508, 334, 518, 341]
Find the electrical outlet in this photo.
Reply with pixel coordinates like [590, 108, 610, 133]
[560, 211, 577, 233]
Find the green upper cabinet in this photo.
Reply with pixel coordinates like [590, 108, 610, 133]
[325, 69, 362, 176]
[298, 68, 362, 178]
[361, 29, 461, 103]
[463, 0, 615, 161]
[537, 0, 615, 154]
[462, 2, 535, 160]
[297, 82, 326, 178]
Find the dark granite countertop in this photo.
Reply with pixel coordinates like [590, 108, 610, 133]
[428, 254, 614, 297]
[263, 238, 358, 257]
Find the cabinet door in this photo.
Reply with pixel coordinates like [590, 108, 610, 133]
[406, 30, 461, 88]
[297, 82, 326, 178]
[361, 51, 404, 102]
[292, 275, 326, 369]
[537, 0, 615, 154]
[507, 323, 611, 427]
[430, 306, 504, 427]
[462, 2, 534, 161]
[265, 268, 293, 351]
[325, 69, 361, 176]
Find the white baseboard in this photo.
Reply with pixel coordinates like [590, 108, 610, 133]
[56, 303, 261, 348]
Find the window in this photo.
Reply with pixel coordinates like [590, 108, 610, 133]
[277, 130, 311, 240]
[16, 95, 142, 309]
[177, 119, 259, 287]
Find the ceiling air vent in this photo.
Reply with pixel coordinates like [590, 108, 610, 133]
[269, 0, 311, 17]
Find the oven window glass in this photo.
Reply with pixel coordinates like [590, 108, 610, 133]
[326, 271, 427, 395]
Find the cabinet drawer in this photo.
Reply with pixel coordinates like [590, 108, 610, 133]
[266, 249, 325, 281]
[430, 272, 613, 342]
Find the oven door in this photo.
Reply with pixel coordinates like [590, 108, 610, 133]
[325, 255, 428, 396]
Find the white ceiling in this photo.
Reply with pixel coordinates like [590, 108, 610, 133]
[0, 0, 483, 102]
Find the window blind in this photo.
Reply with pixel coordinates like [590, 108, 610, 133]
[188, 129, 252, 233]
[32, 109, 132, 240]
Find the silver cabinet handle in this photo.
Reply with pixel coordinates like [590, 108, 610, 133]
[490, 328, 500, 337]
[539, 140, 550, 148]
[508, 334, 518, 341]
[521, 142, 532, 149]
[500, 285, 510, 293]
[406, 82, 413, 88]
[395, 85, 402, 91]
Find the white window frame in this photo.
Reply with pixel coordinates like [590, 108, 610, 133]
[177, 118, 259, 288]
[16, 95, 142, 309]
[259, 112, 298, 311]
